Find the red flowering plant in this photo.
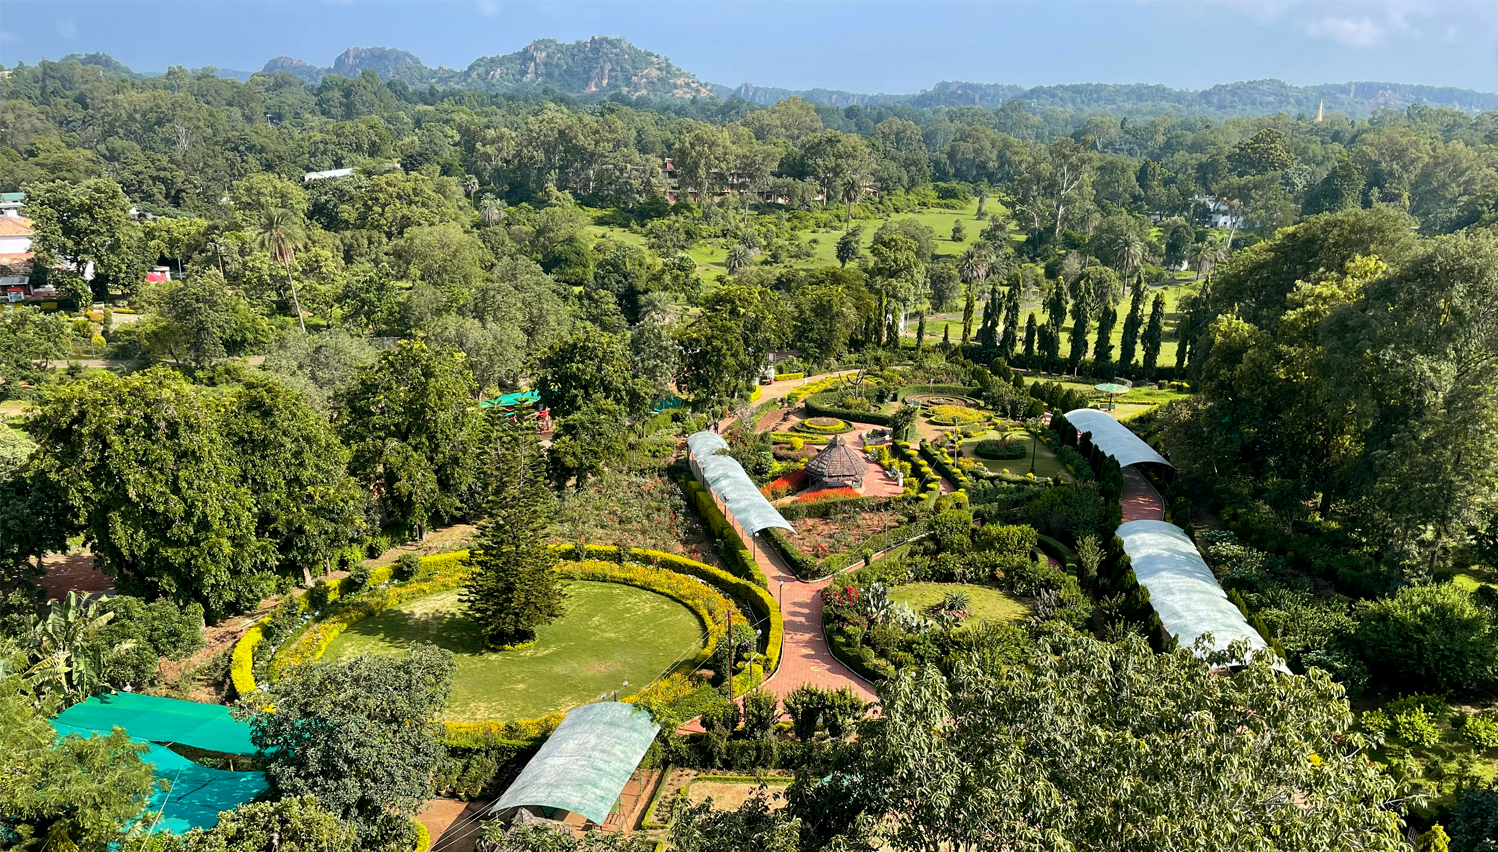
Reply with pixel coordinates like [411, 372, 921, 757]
[794, 486, 861, 504]
[821, 584, 866, 630]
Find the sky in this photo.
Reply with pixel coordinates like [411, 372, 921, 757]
[2, 0, 1497, 94]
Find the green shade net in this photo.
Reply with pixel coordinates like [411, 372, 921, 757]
[480, 390, 540, 408]
[53, 692, 257, 755]
[52, 723, 268, 834]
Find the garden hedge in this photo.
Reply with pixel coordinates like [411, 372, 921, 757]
[553, 544, 784, 678]
[678, 476, 768, 587]
[804, 392, 896, 427]
[230, 550, 471, 698]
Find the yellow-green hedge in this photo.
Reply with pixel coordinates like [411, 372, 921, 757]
[412, 818, 430, 852]
[555, 559, 728, 667]
[231, 550, 473, 697]
[552, 544, 783, 678]
[749, 386, 763, 402]
[775, 372, 805, 381]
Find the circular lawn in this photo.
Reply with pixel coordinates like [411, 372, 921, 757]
[323, 581, 705, 721]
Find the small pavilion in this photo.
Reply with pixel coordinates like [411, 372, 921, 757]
[805, 436, 865, 489]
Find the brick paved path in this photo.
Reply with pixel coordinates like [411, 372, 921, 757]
[1121, 466, 1166, 522]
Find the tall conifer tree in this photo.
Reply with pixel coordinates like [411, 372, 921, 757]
[1119, 285, 1145, 368]
[463, 409, 563, 647]
[1141, 293, 1166, 377]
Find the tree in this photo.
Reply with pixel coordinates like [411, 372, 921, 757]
[140, 269, 271, 367]
[1093, 302, 1117, 369]
[915, 312, 926, 351]
[835, 227, 862, 268]
[960, 286, 976, 346]
[670, 791, 800, 852]
[792, 280, 859, 366]
[221, 377, 367, 583]
[1450, 780, 1498, 852]
[1231, 128, 1295, 176]
[1357, 583, 1497, 693]
[336, 340, 484, 540]
[244, 646, 452, 844]
[463, 413, 564, 646]
[1303, 159, 1366, 217]
[24, 369, 272, 618]
[998, 275, 1021, 357]
[804, 629, 1406, 852]
[1023, 313, 1037, 358]
[1041, 278, 1067, 367]
[1, 682, 159, 852]
[726, 243, 753, 273]
[1126, 278, 1144, 365]
[24, 178, 145, 304]
[182, 797, 354, 852]
[1140, 292, 1165, 375]
[533, 330, 649, 420]
[549, 399, 628, 489]
[950, 220, 965, 242]
[255, 208, 309, 333]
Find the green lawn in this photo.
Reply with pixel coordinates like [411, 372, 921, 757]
[959, 430, 1070, 481]
[324, 582, 705, 722]
[890, 582, 1031, 626]
[585, 198, 1008, 280]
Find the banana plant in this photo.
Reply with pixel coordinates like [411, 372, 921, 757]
[22, 592, 137, 699]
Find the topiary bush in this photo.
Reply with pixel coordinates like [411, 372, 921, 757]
[974, 437, 1027, 460]
[1356, 583, 1498, 693]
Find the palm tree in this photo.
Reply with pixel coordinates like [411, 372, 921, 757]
[480, 196, 507, 227]
[959, 245, 993, 289]
[1110, 230, 1148, 274]
[726, 243, 753, 273]
[837, 173, 863, 233]
[464, 177, 480, 199]
[1188, 238, 1226, 279]
[256, 208, 308, 334]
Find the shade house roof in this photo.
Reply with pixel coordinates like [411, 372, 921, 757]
[806, 436, 865, 481]
[1064, 408, 1172, 469]
[490, 701, 659, 825]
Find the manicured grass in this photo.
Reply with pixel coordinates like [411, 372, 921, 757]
[959, 430, 1070, 481]
[890, 582, 1031, 626]
[324, 582, 705, 722]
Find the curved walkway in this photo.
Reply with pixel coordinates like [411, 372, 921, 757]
[708, 372, 880, 704]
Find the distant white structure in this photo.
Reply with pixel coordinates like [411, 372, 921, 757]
[304, 168, 355, 182]
[1197, 196, 1244, 231]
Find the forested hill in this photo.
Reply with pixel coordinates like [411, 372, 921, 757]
[721, 78, 1498, 119]
[55, 36, 1498, 119]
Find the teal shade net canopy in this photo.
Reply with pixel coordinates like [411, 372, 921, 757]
[490, 701, 659, 825]
[49, 723, 268, 834]
[53, 692, 258, 754]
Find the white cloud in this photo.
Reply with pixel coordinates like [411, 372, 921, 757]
[57, 18, 76, 39]
[1303, 15, 1388, 47]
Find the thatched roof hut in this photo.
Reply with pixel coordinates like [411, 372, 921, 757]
[805, 436, 865, 488]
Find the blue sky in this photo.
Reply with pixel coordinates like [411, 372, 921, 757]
[2, 1, 1496, 93]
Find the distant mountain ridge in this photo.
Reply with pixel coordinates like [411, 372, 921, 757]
[58, 37, 1498, 119]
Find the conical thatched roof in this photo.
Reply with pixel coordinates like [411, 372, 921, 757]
[806, 436, 865, 483]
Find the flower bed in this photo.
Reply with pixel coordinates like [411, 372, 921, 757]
[794, 486, 862, 503]
[794, 416, 853, 435]
[927, 404, 987, 426]
[761, 469, 809, 500]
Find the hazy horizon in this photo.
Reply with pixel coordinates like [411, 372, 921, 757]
[2, 0, 1497, 94]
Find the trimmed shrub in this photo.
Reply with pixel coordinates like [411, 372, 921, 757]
[795, 417, 853, 435]
[974, 437, 1027, 460]
[1462, 711, 1498, 750]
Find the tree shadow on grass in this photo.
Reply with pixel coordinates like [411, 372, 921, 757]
[345, 608, 489, 656]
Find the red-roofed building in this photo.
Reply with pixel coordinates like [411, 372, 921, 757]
[0, 217, 33, 257]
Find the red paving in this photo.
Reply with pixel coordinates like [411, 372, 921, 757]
[1121, 466, 1166, 522]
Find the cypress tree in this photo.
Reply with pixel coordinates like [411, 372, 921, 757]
[999, 274, 1021, 356]
[916, 312, 926, 351]
[1173, 311, 1192, 371]
[1093, 303, 1117, 367]
[1067, 310, 1091, 374]
[1119, 284, 1145, 368]
[941, 324, 951, 350]
[463, 412, 564, 647]
[960, 286, 976, 345]
[1141, 292, 1166, 376]
[1023, 313, 1038, 358]
[1042, 279, 1067, 368]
